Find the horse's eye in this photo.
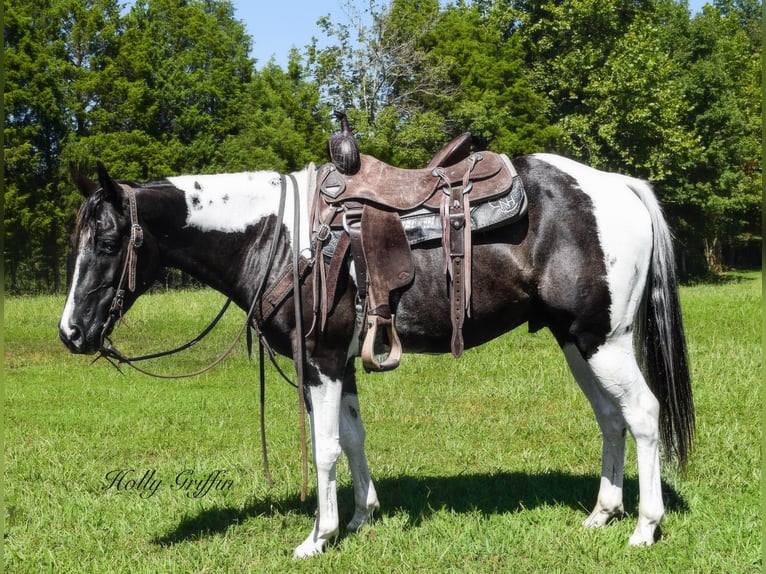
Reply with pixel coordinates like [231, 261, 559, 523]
[98, 239, 119, 255]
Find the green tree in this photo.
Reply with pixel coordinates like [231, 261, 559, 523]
[556, 21, 700, 181]
[676, 0, 762, 271]
[420, 2, 558, 156]
[4, 0, 269, 292]
[308, 0, 451, 127]
[4, 0, 124, 291]
[213, 52, 332, 172]
[61, 0, 254, 179]
[515, 0, 761, 273]
[309, 0, 556, 167]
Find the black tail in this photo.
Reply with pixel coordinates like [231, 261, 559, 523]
[629, 180, 695, 467]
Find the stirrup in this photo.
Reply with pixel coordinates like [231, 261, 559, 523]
[361, 314, 403, 372]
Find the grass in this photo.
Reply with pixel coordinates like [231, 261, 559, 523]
[4, 271, 762, 572]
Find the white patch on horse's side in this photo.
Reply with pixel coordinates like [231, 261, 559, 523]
[533, 154, 652, 334]
[169, 166, 314, 252]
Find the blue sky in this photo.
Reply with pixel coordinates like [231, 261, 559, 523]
[233, 0, 351, 68]
[235, 0, 712, 69]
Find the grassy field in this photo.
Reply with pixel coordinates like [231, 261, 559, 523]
[4, 271, 762, 572]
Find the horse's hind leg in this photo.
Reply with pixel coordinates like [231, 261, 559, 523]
[562, 343, 627, 528]
[578, 334, 665, 546]
[339, 360, 380, 531]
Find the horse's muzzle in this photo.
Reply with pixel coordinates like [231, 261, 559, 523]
[59, 321, 99, 354]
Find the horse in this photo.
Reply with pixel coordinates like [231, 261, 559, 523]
[59, 153, 694, 558]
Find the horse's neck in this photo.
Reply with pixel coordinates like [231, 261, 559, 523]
[138, 167, 314, 302]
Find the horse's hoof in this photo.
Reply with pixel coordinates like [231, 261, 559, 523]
[582, 503, 624, 528]
[347, 510, 375, 532]
[583, 512, 610, 529]
[628, 525, 657, 546]
[293, 539, 325, 559]
[347, 500, 379, 532]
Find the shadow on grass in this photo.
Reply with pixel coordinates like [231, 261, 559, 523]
[154, 471, 688, 546]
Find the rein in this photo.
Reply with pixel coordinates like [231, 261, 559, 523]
[97, 177, 311, 501]
[98, 185, 246, 379]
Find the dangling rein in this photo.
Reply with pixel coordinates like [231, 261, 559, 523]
[96, 178, 312, 501]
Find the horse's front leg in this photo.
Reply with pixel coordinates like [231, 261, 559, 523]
[293, 362, 343, 559]
[340, 359, 379, 531]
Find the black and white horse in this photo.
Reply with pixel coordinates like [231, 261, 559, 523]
[59, 153, 694, 557]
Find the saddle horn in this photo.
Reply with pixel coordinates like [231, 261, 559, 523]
[328, 110, 361, 175]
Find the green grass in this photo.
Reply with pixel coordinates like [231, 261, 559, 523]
[4, 272, 762, 572]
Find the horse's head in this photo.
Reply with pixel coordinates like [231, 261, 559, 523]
[59, 163, 160, 354]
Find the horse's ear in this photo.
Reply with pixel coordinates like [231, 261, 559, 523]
[96, 161, 122, 205]
[69, 162, 100, 197]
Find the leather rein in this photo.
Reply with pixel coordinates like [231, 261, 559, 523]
[96, 177, 311, 500]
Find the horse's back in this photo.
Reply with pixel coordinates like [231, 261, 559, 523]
[396, 153, 654, 356]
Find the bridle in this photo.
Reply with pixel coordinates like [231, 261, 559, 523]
[97, 182, 248, 376]
[99, 184, 143, 349]
[96, 180, 299, 377]
[94, 176, 312, 500]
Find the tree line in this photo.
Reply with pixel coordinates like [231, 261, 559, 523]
[4, 0, 761, 293]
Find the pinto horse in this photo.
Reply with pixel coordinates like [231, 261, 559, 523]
[59, 154, 694, 557]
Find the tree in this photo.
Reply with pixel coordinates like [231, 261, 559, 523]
[308, 0, 451, 127]
[4, 0, 259, 292]
[4, 0, 124, 291]
[677, 0, 762, 270]
[308, 0, 556, 166]
[420, 2, 558, 157]
[61, 0, 254, 179]
[514, 0, 761, 273]
[213, 52, 332, 172]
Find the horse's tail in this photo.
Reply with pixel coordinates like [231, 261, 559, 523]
[627, 178, 695, 468]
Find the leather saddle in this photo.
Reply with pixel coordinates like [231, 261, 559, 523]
[311, 113, 526, 372]
[318, 149, 511, 211]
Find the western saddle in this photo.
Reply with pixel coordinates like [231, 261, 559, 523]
[311, 111, 526, 372]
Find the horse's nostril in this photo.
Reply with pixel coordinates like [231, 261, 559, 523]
[59, 323, 84, 351]
[69, 324, 83, 343]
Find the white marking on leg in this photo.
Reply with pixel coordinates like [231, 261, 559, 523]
[293, 369, 343, 559]
[339, 392, 379, 531]
[563, 344, 626, 528]
[586, 335, 664, 546]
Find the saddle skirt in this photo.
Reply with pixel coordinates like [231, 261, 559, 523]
[319, 157, 527, 256]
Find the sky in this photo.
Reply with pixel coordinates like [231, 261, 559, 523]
[235, 0, 712, 70]
[232, 0, 345, 68]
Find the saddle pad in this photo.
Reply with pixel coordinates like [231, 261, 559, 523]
[405, 171, 527, 245]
